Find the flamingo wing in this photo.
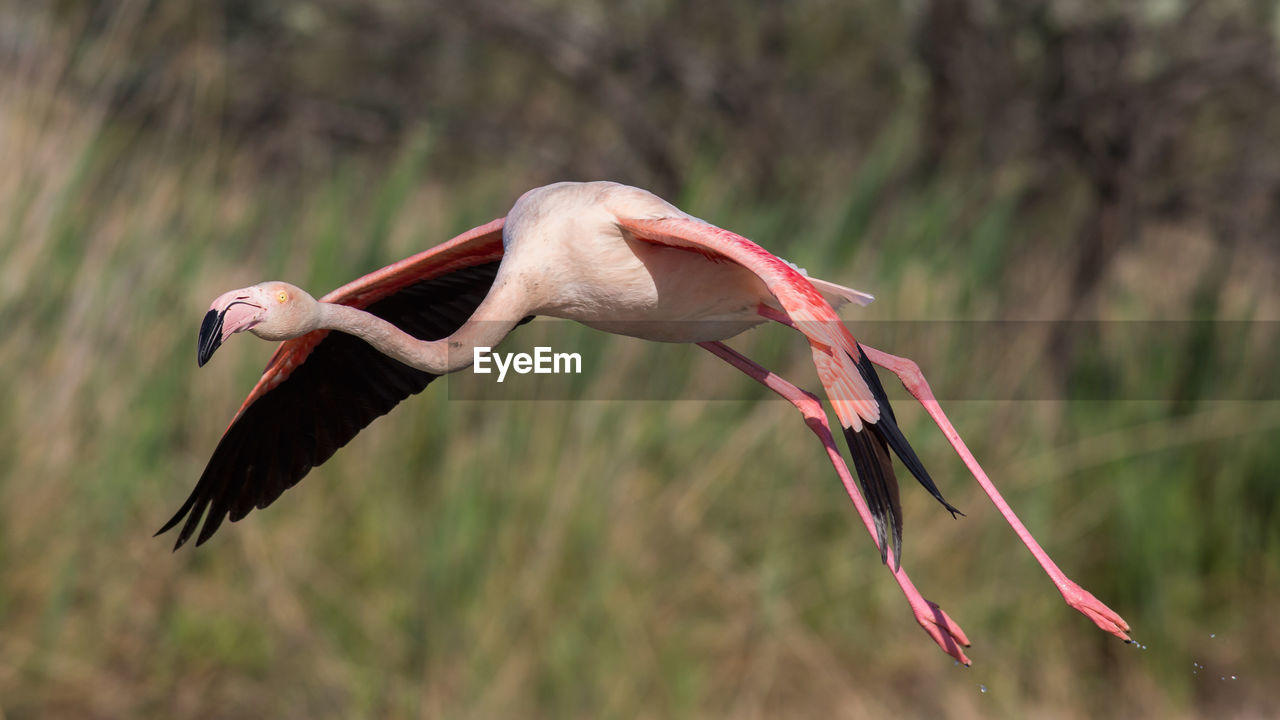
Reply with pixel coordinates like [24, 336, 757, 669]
[618, 216, 959, 567]
[159, 219, 507, 549]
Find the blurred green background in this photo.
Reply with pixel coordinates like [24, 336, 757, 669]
[2, 1, 1279, 717]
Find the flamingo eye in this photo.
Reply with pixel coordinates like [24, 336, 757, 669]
[276, 290, 289, 303]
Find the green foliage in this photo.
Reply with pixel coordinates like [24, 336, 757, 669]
[2, 2, 1279, 718]
[0, 121, 1275, 719]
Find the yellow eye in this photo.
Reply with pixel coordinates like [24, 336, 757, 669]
[277, 291, 289, 303]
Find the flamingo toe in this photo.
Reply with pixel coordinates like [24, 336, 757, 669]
[1061, 582, 1131, 641]
[915, 599, 972, 665]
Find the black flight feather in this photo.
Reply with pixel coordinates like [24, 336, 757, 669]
[837, 344, 963, 569]
[850, 346, 962, 518]
[843, 422, 903, 568]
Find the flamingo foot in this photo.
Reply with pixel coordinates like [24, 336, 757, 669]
[912, 597, 972, 665]
[1060, 580, 1131, 641]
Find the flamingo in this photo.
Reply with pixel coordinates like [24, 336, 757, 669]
[160, 181, 1130, 662]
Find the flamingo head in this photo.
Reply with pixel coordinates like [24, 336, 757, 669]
[197, 282, 319, 366]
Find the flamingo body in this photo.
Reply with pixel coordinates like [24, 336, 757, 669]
[506, 183, 774, 341]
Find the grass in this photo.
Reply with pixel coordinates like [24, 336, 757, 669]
[2, 66, 1279, 719]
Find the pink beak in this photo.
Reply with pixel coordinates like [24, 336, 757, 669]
[196, 290, 264, 367]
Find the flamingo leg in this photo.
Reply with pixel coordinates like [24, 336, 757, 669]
[856, 344, 1131, 641]
[698, 341, 972, 663]
[753, 304, 1129, 641]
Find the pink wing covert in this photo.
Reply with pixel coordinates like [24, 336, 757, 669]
[618, 215, 960, 568]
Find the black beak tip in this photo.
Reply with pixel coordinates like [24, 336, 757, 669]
[197, 309, 223, 367]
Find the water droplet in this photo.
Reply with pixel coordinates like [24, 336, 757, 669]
[1210, 633, 1216, 639]
[979, 684, 987, 694]
[1232, 676, 1238, 680]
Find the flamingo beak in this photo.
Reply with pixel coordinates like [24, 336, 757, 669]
[197, 290, 264, 367]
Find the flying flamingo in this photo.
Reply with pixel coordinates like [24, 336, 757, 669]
[159, 181, 1130, 662]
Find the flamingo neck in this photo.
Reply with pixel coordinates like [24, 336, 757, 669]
[316, 302, 522, 375]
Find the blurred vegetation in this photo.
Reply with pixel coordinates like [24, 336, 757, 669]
[2, 0, 1279, 717]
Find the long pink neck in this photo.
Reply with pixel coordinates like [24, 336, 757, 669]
[316, 289, 527, 375]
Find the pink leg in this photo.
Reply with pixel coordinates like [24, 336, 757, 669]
[859, 344, 1130, 641]
[699, 341, 972, 663]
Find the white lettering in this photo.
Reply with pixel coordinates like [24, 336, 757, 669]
[473, 346, 492, 373]
[493, 349, 513, 382]
[472, 346, 583, 382]
[534, 346, 551, 373]
[554, 351, 581, 374]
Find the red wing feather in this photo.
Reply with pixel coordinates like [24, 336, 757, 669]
[619, 215, 958, 568]
[618, 215, 880, 426]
